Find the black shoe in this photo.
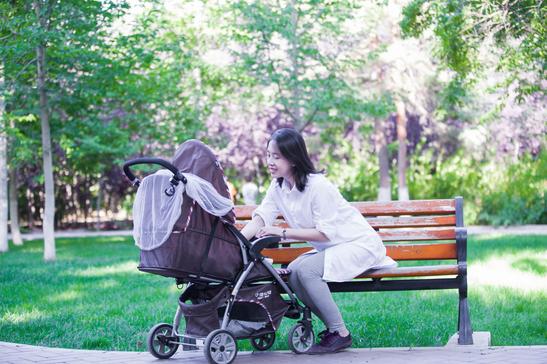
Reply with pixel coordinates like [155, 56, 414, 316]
[317, 329, 328, 340]
[305, 331, 352, 355]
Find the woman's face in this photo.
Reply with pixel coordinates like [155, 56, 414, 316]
[266, 140, 293, 180]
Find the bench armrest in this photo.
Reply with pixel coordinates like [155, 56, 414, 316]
[249, 236, 281, 260]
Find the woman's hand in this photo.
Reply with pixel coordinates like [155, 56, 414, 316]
[255, 226, 284, 238]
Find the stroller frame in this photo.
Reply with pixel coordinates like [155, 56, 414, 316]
[124, 157, 315, 363]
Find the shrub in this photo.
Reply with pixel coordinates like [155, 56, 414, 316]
[477, 153, 546, 225]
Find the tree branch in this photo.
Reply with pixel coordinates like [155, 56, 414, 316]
[14, 58, 37, 80]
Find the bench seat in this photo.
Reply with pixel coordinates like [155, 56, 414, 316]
[359, 264, 459, 278]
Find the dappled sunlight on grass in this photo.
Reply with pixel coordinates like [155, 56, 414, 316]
[471, 233, 517, 241]
[70, 261, 138, 277]
[98, 279, 121, 289]
[2, 309, 47, 324]
[468, 235, 547, 263]
[48, 290, 81, 303]
[469, 251, 547, 292]
[512, 257, 546, 275]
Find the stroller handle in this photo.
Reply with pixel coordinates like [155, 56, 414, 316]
[122, 157, 187, 188]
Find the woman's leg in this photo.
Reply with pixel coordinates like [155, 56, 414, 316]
[290, 251, 348, 335]
[287, 254, 326, 323]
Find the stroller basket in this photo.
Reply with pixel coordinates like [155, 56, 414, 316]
[179, 283, 289, 339]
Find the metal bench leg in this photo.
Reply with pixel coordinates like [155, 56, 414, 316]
[458, 286, 473, 344]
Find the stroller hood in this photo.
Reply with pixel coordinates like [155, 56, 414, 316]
[172, 140, 236, 224]
[137, 139, 243, 282]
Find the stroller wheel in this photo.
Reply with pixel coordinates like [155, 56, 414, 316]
[204, 329, 238, 364]
[250, 332, 276, 351]
[146, 323, 179, 359]
[288, 323, 314, 354]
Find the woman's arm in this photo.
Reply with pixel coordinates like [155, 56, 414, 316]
[256, 226, 329, 242]
[240, 215, 266, 241]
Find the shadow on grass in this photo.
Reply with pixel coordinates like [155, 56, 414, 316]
[468, 234, 547, 263]
[511, 257, 546, 275]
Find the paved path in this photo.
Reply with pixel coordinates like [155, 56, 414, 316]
[9, 225, 547, 241]
[1, 340, 546, 364]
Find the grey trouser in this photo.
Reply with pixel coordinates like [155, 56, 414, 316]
[287, 251, 346, 333]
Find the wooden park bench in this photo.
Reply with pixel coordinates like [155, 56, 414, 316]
[234, 196, 473, 345]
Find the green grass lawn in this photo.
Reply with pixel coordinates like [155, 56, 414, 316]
[0, 234, 545, 351]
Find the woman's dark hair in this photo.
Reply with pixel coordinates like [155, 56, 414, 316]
[268, 128, 322, 192]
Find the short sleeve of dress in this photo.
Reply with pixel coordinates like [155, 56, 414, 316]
[311, 178, 339, 242]
[252, 181, 280, 226]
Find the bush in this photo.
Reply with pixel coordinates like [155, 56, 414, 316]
[319, 138, 379, 202]
[407, 148, 483, 223]
[477, 153, 546, 225]
[408, 147, 546, 225]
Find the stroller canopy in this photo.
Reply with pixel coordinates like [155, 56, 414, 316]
[133, 140, 235, 251]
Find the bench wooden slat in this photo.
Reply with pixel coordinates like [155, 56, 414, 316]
[379, 229, 456, 242]
[367, 215, 457, 228]
[263, 243, 457, 264]
[235, 215, 457, 231]
[351, 200, 456, 216]
[358, 264, 459, 278]
[238, 228, 456, 247]
[234, 205, 257, 219]
[234, 199, 456, 219]
[387, 243, 456, 260]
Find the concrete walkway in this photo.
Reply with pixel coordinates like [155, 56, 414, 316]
[8, 225, 547, 241]
[2, 338, 546, 364]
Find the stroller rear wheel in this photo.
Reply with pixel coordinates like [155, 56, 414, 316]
[147, 323, 179, 359]
[204, 329, 238, 364]
[288, 323, 314, 354]
[250, 332, 276, 351]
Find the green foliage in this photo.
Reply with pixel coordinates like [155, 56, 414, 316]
[407, 147, 483, 223]
[408, 144, 546, 225]
[401, 0, 546, 107]
[321, 135, 379, 202]
[478, 153, 546, 226]
[228, 0, 390, 129]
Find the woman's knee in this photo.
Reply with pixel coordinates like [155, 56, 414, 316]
[296, 256, 324, 280]
[287, 269, 300, 287]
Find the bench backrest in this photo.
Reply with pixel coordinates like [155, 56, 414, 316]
[234, 197, 465, 265]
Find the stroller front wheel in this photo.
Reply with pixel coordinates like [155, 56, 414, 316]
[288, 323, 314, 354]
[204, 329, 238, 364]
[146, 323, 179, 359]
[250, 332, 276, 351]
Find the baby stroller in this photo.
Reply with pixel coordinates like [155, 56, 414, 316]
[123, 140, 316, 364]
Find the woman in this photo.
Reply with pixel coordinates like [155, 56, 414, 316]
[241, 128, 396, 354]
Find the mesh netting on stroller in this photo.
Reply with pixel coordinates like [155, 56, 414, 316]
[123, 140, 315, 364]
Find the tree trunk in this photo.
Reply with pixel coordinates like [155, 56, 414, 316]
[375, 119, 391, 201]
[396, 101, 409, 201]
[26, 188, 34, 230]
[9, 167, 23, 245]
[0, 64, 8, 253]
[35, 0, 56, 261]
[288, 0, 302, 127]
[95, 179, 102, 230]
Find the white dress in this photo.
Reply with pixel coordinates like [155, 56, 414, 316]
[253, 174, 396, 282]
